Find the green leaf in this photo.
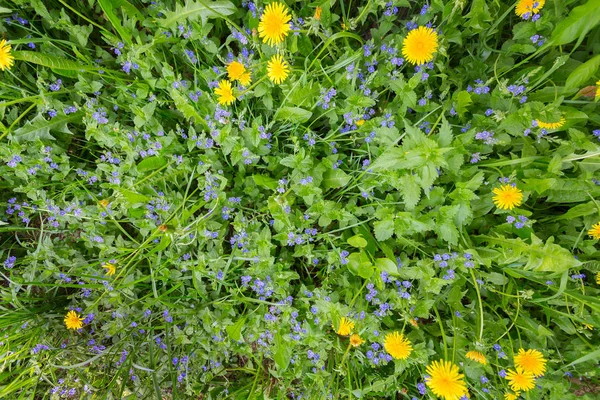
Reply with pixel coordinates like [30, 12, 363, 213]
[11, 113, 79, 142]
[225, 317, 246, 341]
[252, 175, 278, 190]
[98, 0, 137, 45]
[435, 206, 460, 245]
[437, 116, 453, 147]
[169, 89, 205, 125]
[522, 178, 556, 194]
[347, 94, 376, 108]
[137, 156, 168, 172]
[322, 169, 351, 190]
[565, 54, 600, 89]
[12, 51, 92, 71]
[482, 235, 581, 273]
[455, 91, 472, 117]
[346, 251, 373, 278]
[399, 174, 420, 210]
[553, 202, 597, 221]
[374, 258, 398, 276]
[347, 235, 368, 248]
[346, 252, 361, 276]
[357, 259, 374, 279]
[485, 272, 508, 285]
[547, 0, 600, 46]
[371, 147, 403, 170]
[373, 218, 394, 241]
[273, 331, 291, 370]
[161, 0, 236, 28]
[275, 107, 313, 124]
[120, 189, 150, 204]
[412, 299, 435, 317]
[147, 235, 171, 256]
[567, 348, 600, 367]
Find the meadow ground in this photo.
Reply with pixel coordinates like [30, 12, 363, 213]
[1, 0, 600, 399]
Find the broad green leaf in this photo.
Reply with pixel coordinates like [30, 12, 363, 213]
[375, 258, 398, 276]
[347, 94, 376, 108]
[12, 51, 92, 71]
[547, 0, 600, 46]
[120, 189, 150, 203]
[161, 0, 236, 27]
[522, 178, 557, 194]
[137, 156, 168, 172]
[373, 218, 394, 241]
[147, 235, 171, 256]
[565, 54, 600, 89]
[455, 90, 472, 117]
[371, 147, 404, 170]
[553, 202, 597, 221]
[347, 251, 372, 278]
[225, 317, 246, 341]
[482, 235, 581, 273]
[399, 174, 420, 210]
[273, 331, 291, 370]
[412, 299, 435, 317]
[437, 116, 453, 147]
[11, 113, 79, 142]
[275, 106, 313, 124]
[322, 169, 351, 190]
[170, 89, 205, 125]
[346, 252, 361, 276]
[347, 235, 367, 248]
[252, 175, 278, 190]
[567, 348, 600, 367]
[112, 0, 143, 19]
[485, 272, 508, 285]
[98, 0, 136, 44]
[358, 261, 374, 279]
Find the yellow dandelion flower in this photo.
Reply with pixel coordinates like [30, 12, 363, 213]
[333, 317, 354, 336]
[0, 39, 14, 71]
[401, 26, 439, 65]
[267, 54, 290, 84]
[514, 349, 547, 377]
[356, 119, 365, 126]
[104, 262, 116, 276]
[383, 332, 413, 360]
[588, 222, 600, 240]
[505, 392, 520, 400]
[64, 310, 84, 330]
[239, 72, 252, 87]
[425, 360, 469, 400]
[465, 350, 487, 365]
[506, 367, 535, 392]
[535, 117, 565, 130]
[515, 0, 545, 17]
[258, 2, 291, 46]
[314, 6, 322, 20]
[492, 184, 523, 210]
[226, 61, 246, 81]
[214, 80, 236, 106]
[349, 334, 364, 347]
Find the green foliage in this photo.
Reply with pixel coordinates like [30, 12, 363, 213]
[1, 0, 600, 399]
